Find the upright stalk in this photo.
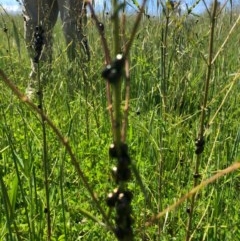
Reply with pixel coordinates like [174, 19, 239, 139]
[157, 2, 171, 238]
[35, 63, 51, 240]
[30, 22, 52, 239]
[102, 1, 147, 240]
[1, 9, 14, 75]
[112, 0, 122, 147]
[186, 1, 218, 240]
[162, 7, 170, 98]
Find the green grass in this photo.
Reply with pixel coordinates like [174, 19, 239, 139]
[0, 2, 240, 241]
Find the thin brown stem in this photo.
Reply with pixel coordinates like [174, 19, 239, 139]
[145, 162, 240, 226]
[124, 0, 148, 58]
[120, 10, 130, 143]
[35, 64, 51, 240]
[121, 57, 130, 143]
[186, 1, 218, 240]
[87, 2, 114, 134]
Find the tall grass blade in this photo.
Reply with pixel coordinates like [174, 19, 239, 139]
[12, 20, 21, 58]
[8, 174, 18, 217]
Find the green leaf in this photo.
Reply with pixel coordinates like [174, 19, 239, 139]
[12, 20, 21, 57]
[57, 234, 65, 241]
[8, 174, 18, 217]
[131, 0, 140, 8]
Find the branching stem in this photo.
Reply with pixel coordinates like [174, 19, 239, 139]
[186, 1, 218, 240]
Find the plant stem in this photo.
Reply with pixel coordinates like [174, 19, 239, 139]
[111, 0, 122, 148]
[36, 64, 51, 240]
[186, 1, 218, 240]
[145, 162, 240, 226]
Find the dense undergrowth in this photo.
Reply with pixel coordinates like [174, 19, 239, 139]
[0, 2, 240, 240]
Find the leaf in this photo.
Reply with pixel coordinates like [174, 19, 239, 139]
[13, 151, 29, 179]
[8, 174, 18, 217]
[57, 234, 65, 241]
[77, 208, 105, 227]
[12, 19, 21, 57]
[131, 0, 140, 8]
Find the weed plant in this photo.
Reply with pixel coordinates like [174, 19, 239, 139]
[0, 1, 240, 240]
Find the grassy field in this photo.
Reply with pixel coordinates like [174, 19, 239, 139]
[0, 1, 240, 240]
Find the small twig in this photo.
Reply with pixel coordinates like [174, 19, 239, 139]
[124, 0, 148, 57]
[211, 13, 240, 65]
[87, 2, 114, 134]
[121, 8, 130, 143]
[87, 2, 111, 64]
[145, 162, 240, 226]
[208, 76, 237, 128]
[121, 57, 130, 143]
